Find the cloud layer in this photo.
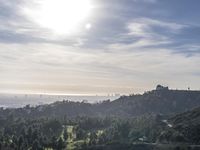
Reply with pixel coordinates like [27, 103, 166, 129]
[0, 0, 200, 94]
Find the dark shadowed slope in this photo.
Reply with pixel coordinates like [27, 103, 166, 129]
[155, 106, 200, 145]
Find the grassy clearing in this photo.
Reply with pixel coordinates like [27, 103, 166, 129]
[59, 126, 104, 150]
[60, 125, 77, 150]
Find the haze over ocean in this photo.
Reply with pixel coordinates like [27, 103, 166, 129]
[0, 94, 119, 108]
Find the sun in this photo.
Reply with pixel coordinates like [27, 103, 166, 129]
[24, 0, 93, 35]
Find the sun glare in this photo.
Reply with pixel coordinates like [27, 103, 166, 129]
[24, 0, 93, 35]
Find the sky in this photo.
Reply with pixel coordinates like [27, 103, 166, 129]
[0, 0, 200, 95]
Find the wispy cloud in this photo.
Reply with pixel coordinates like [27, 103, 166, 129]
[0, 41, 199, 94]
[0, 0, 200, 93]
[107, 18, 200, 57]
[127, 18, 186, 37]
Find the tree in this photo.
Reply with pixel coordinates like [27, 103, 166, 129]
[98, 133, 107, 144]
[51, 136, 57, 149]
[18, 136, 23, 149]
[32, 140, 40, 150]
[76, 127, 85, 140]
[57, 137, 65, 150]
[63, 129, 68, 141]
[32, 129, 38, 141]
[27, 127, 33, 145]
[89, 132, 97, 145]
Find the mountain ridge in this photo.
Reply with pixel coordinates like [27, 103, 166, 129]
[1, 85, 200, 119]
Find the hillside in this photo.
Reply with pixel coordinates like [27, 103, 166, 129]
[0, 86, 200, 149]
[1, 85, 200, 119]
[166, 107, 200, 144]
[104, 86, 200, 116]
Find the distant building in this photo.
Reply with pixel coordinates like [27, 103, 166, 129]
[156, 85, 169, 91]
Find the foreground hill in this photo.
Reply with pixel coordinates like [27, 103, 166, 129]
[0, 87, 200, 149]
[1, 85, 200, 118]
[164, 106, 200, 144]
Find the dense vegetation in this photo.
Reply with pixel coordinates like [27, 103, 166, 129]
[0, 86, 200, 150]
[0, 111, 200, 150]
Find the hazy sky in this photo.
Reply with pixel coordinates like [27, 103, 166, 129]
[0, 0, 200, 94]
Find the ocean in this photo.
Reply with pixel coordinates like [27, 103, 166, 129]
[0, 93, 120, 108]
